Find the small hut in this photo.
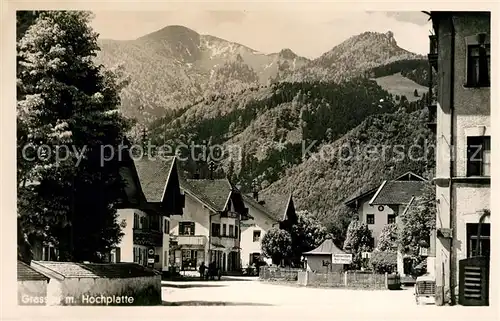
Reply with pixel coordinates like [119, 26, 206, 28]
[303, 238, 346, 273]
[30, 261, 161, 305]
[18, 260, 50, 305]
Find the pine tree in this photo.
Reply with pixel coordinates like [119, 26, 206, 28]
[17, 11, 132, 262]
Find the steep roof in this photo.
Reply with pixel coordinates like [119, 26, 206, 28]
[180, 178, 233, 212]
[369, 181, 426, 205]
[134, 157, 176, 203]
[260, 193, 296, 222]
[344, 172, 425, 208]
[394, 171, 427, 182]
[242, 194, 277, 222]
[344, 187, 379, 208]
[303, 239, 346, 255]
[31, 261, 159, 280]
[17, 261, 49, 281]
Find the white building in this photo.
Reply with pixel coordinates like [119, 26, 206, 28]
[114, 155, 184, 272]
[169, 178, 249, 273]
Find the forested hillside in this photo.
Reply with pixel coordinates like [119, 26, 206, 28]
[260, 109, 435, 245]
[148, 76, 430, 193]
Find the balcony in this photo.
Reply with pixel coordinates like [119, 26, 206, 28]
[428, 35, 438, 71]
[133, 229, 163, 247]
[427, 104, 437, 132]
[211, 236, 239, 250]
[173, 235, 207, 247]
[221, 211, 240, 219]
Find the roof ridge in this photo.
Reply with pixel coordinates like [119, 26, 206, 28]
[241, 194, 277, 221]
[180, 179, 220, 211]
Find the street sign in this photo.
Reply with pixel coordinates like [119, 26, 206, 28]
[332, 253, 353, 264]
[362, 252, 372, 259]
[147, 258, 155, 264]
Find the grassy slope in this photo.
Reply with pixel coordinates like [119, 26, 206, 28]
[373, 73, 428, 102]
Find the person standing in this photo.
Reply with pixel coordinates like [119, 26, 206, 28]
[199, 262, 206, 280]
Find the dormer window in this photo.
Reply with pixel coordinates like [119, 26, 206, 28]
[465, 34, 490, 87]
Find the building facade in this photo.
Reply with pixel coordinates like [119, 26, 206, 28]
[240, 194, 279, 267]
[345, 172, 426, 248]
[344, 172, 428, 277]
[114, 155, 184, 272]
[427, 11, 491, 306]
[169, 178, 249, 273]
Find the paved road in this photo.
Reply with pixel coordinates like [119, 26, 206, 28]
[162, 276, 419, 307]
[161, 277, 495, 320]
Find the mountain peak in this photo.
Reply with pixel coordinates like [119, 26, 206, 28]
[384, 31, 396, 45]
[138, 25, 200, 42]
[278, 48, 297, 59]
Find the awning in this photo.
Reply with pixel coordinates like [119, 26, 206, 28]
[210, 243, 225, 249]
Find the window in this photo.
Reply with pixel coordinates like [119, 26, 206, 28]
[150, 215, 160, 231]
[467, 136, 490, 177]
[466, 44, 490, 87]
[133, 213, 139, 229]
[235, 226, 239, 239]
[367, 214, 375, 225]
[164, 218, 170, 234]
[467, 223, 490, 258]
[179, 222, 195, 235]
[133, 247, 140, 263]
[112, 248, 121, 263]
[253, 230, 261, 242]
[164, 250, 168, 266]
[387, 214, 396, 224]
[222, 224, 227, 236]
[229, 225, 234, 237]
[211, 223, 220, 237]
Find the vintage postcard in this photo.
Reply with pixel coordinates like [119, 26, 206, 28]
[2, 1, 498, 320]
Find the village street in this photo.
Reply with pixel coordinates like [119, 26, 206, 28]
[159, 277, 486, 320]
[162, 276, 416, 307]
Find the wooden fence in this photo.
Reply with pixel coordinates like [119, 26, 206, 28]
[259, 266, 302, 281]
[298, 271, 390, 289]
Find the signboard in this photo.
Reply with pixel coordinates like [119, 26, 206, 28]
[362, 252, 372, 259]
[332, 253, 353, 264]
[240, 223, 256, 228]
[147, 247, 155, 267]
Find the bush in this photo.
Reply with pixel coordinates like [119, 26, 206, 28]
[370, 251, 397, 274]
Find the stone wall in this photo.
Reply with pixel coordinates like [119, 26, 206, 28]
[47, 275, 162, 306]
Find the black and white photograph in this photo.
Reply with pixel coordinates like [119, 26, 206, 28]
[5, 3, 495, 318]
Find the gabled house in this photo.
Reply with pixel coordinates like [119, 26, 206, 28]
[240, 192, 298, 267]
[240, 193, 279, 267]
[345, 171, 427, 248]
[115, 154, 184, 272]
[345, 171, 427, 278]
[169, 177, 249, 273]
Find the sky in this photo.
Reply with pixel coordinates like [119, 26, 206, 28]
[90, 10, 432, 58]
